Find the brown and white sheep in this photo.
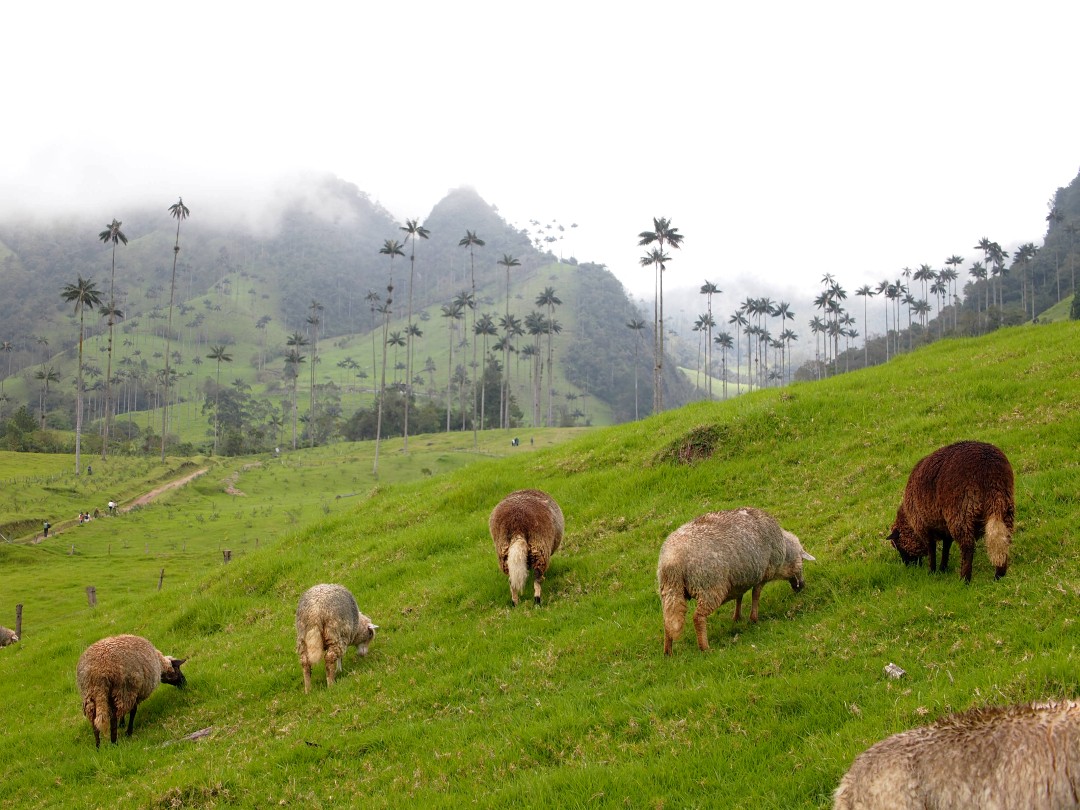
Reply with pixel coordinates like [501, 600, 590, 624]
[833, 700, 1080, 809]
[657, 507, 814, 655]
[0, 626, 18, 647]
[76, 634, 186, 747]
[489, 489, 564, 607]
[888, 440, 1014, 582]
[295, 583, 377, 693]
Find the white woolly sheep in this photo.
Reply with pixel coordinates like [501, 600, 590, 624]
[657, 506, 814, 655]
[0, 626, 18, 647]
[76, 634, 186, 747]
[834, 700, 1080, 809]
[489, 489, 565, 606]
[295, 583, 377, 693]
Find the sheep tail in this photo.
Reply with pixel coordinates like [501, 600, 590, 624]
[83, 688, 109, 734]
[985, 513, 1010, 569]
[508, 534, 529, 603]
[301, 626, 325, 665]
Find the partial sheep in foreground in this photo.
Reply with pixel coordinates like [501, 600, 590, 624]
[489, 489, 564, 606]
[888, 440, 1014, 582]
[657, 507, 814, 655]
[0, 626, 18, 647]
[295, 584, 377, 693]
[834, 700, 1080, 809]
[76, 634, 186, 747]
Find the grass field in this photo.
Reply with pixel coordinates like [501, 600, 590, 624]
[0, 321, 1077, 808]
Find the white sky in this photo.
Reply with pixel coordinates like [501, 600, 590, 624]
[4, 0, 1079, 309]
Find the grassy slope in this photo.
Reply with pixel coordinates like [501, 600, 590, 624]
[0, 322, 1078, 809]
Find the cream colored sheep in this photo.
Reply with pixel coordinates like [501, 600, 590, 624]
[489, 489, 564, 606]
[834, 700, 1080, 809]
[657, 507, 814, 655]
[0, 626, 18, 647]
[76, 634, 186, 747]
[295, 584, 377, 693]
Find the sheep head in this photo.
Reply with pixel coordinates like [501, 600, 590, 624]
[161, 657, 187, 688]
[888, 504, 927, 565]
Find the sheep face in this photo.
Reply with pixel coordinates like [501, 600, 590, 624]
[353, 622, 377, 657]
[888, 505, 927, 565]
[161, 657, 187, 688]
[782, 531, 815, 593]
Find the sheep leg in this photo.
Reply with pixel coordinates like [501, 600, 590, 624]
[693, 594, 721, 651]
[959, 542, 975, 583]
[93, 726, 101, 748]
[109, 707, 119, 745]
[661, 589, 687, 656]
[732, 593, 743, 622]
[324, 642, 342, 687]
[749, 584, 764, 623]
[927, 536, 938, 572]
[126, 703, 137, 737]
[302, 660, 313, 694]
[939, 535, 953, 571]
[533, 568, 544, 606]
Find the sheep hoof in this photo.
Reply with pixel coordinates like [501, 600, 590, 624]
[534, 596, 541, 606]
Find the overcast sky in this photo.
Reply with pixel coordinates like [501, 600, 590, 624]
[4, 0, 1079, 309]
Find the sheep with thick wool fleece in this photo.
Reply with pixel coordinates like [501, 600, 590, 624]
[834, 700, 1080, 809]
[888, 440, 1014, 582]
[657, 507, 814, 655]
[295, 584, 377, 693]
[489, 489, 564, 606]
[0, 626, 18, 647]
[76, 634, 186, 747]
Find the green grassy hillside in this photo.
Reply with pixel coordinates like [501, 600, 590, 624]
[0, 322, 1077, 808]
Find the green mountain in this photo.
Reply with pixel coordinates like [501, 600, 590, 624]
[0, 181, 692, 443]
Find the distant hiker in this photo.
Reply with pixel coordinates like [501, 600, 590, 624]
[108, 500, 116, 514]
[93, 508, 101, 519]
[43, 521, 50, 538]
[87, 464, 92, 475]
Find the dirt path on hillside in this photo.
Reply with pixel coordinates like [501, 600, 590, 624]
[121, 467, 209, 511]
[28, 467, 209, 543]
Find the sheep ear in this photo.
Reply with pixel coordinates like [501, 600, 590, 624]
[171, 657, 187, 667]
[369, 624, 379, 631]
[801, 551, 815, 562]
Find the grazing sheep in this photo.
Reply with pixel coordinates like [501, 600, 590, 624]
[0, 626, 18, 647]
[888, 440, 1014, 582]
[76, 634, 186, 747]
[489, 489, 565, 606]
[295, 584, 377, 693]
[657, 507, 814, 655]
[833, 700, 1080, 810]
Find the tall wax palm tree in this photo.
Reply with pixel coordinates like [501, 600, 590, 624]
[35, 366, 60, 428]
[206, 344, 233, 455]
[728, 309, 747, 392]
[306, 300, 323, 447]
[61, 276, 103, 474]
[373, 287, 394, 475]
[875, 280, 891, 359]
[524, 310, 547, 427]
[284, 331, 308, 450]
[626, 318, 647, 419]
[714, 332, 733, 399]
[700, 280, 720, 398]
[458, 231, 485, 446]
[637, 217, 684, 412]
[161, 197, 189, 461]
[0, 340, 12, 391]
[441, 300, 464, 432]
[400, 219, 430, 451]
[98, 218, 127, 459]
[474, 313, 498, 429]
[535, 286, 562, 426]
[497, 253, 520, 428]
[854, 285, 874, 366]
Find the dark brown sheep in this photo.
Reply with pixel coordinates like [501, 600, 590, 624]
[888, 440, 1014, 582]
[489, 489, 564, 606]
[834, 700, 1080, 809]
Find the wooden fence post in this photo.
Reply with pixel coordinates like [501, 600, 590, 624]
[158, 569, 165, 591]
[15, 604, 22, 637]
[222, 550, 232, 563]
[86, 586, 97, 607]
